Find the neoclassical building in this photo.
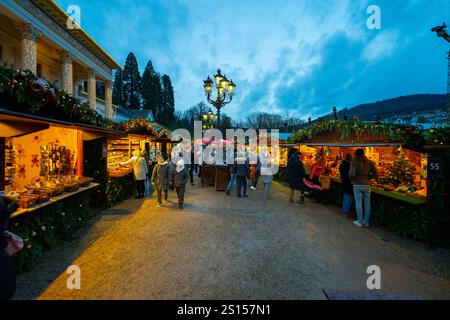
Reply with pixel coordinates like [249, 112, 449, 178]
[0, 0, 121, 119]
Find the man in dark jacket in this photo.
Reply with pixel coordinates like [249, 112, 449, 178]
[339, 153, 353, 215]
[234, 153, 249, 198]
[0, 196, 18, 300]
[349, 149, 378, 227]
[172, 159, 189, 208]
[225, 160, 237, 196]
[152, 156, 171, 208]
[287, 151, 306, 204]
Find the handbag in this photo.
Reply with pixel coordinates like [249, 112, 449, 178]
[4, 231, 24, 256]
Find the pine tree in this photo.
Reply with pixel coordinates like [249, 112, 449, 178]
[141, 60, 162, 121]
[122, 52, 141, 109]
[112, 70, 124, 106]
[161, 74, 175, 126]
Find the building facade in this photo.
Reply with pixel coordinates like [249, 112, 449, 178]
[0, 0, 121, 119]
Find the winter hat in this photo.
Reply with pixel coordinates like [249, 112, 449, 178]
[176, 159, 185, 173]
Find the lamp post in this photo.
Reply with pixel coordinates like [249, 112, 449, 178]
[201, 108, 217, 134]
[203, 69, 236, 126]
[431, 23, 450, 119]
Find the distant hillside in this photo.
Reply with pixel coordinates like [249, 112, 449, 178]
[320, 94, 447, 121]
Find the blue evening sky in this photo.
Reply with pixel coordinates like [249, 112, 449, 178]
[55, 0, 449, 120]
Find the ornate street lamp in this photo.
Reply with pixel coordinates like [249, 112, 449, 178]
[431, 23, 450, 119]
[201, 108, 217, 133]
[203, 69, 236, 126]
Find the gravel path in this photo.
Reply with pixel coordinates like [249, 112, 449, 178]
[14, 178, 450, 300]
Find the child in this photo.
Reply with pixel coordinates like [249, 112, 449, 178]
[151, 156, 170, 207]
[172, 159, 189, 209]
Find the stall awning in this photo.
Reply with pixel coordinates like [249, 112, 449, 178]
[281, 142, 403, 148]
[0, 108, 126, 140]
[302, 142, 403, 147]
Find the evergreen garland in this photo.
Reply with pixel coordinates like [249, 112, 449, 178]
[289, 119, 449, 149]
[0, 65, 107, 127]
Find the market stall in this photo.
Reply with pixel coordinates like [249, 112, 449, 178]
[288, 121, 430, 205]
[295, 143, 428, 204]
[0, 109, 125, 212]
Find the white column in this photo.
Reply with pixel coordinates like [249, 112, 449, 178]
[60, 51, 74, 95]
[16, 23, 41, 74]
[87, 69, 96, 110]
[105, 80, 113, 119]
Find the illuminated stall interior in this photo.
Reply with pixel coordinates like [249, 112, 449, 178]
[107, 134, 172, 178]
[288, 143, 428, 200]
[1, 110, 121, 211]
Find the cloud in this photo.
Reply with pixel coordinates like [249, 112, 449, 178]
[362, 31, 399, 62]
[54, 0, 449, 120]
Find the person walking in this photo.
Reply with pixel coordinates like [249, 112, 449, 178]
[172, 159, 189, 209]
[235, 152, 249, 198]
[287, 151, 306, 204]
[225, 157, 237, 196]
[140, 150, 151, 196]
[120, 149, 148, 199]
[250, 155, 261, 191]
[151, 155, 171, 207]
[349, 148, 378, 227]
[189, 148, 195, 186]
[0, 196, 18, 300]
[260, 152, 273, 201]
[339, 153, 353, 216]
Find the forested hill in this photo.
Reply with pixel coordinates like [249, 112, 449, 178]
[321, 94, 446, 121]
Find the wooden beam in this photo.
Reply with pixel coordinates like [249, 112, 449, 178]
[0, 121, 49, 138]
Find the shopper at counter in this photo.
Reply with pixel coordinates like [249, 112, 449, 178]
[120, 150, 148, 199]
[349, 148, 378, 228]
[339, 153, 354, 216]
[288, 151, 306, 204]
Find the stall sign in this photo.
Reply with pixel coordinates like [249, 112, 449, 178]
[428, 158, 444, 179]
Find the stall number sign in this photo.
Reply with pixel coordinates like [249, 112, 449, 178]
[428, 158, 444, 179]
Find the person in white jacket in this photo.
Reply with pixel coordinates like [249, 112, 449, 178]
[120, 149, 148, 199]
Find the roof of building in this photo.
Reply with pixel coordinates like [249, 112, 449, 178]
[27, 0, 121, 70]
[116, 108, 156, 122]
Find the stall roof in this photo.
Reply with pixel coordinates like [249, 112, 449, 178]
[0, 108, 126, 140]
[281, 142, 403, 147]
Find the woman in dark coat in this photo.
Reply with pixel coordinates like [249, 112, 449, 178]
[339, 154, 354, 215]
[287, 151, 306, 204]
[0, 196, 18, 300]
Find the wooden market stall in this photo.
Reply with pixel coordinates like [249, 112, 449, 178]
[288, 127, 429, 205]
[0, 109, 124, 215]
[106, 134, 173, 178]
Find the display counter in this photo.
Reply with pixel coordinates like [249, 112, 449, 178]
[11, 182, 99, 218]
[330, 178, 427, 205]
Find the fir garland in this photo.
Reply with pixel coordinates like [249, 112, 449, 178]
[289, 119, 448, 149]
[0, 65, 108, 128]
